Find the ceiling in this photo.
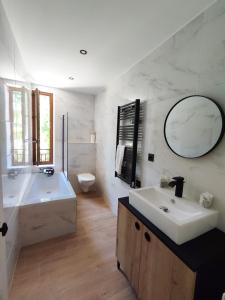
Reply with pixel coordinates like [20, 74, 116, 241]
[2, 0, 214, 94]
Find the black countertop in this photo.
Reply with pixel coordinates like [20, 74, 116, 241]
[119, 197, 225, 272]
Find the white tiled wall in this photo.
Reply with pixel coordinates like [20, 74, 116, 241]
[31, 85, 96, 191]
[95, 0, 225, 231]
[68, 143, 96, 192]
[0, 0, 95, 289]
[0, 1, 32, 288]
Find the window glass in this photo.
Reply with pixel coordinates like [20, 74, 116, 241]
[39, 94, 51, 163]
[32, 90, 53, 165]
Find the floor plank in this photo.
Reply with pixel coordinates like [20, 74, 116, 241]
[10, 194, 136, 300]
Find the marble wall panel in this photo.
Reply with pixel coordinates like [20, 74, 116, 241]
[95, 0, 225, 230]
[0, 1, 32, 288]
[68, 143, 96, 192]
[31, 85, 96, 175]
[20, 199, 76, 247]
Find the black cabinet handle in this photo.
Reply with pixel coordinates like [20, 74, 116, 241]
[0, 223, 8, 237]
[144, 232, 151, 242]
[135, 221, 140, 231]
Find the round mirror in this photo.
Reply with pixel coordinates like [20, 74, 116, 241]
[164, 95, 224, 158]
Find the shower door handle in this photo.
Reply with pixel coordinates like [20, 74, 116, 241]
[0, 222, 8, 237]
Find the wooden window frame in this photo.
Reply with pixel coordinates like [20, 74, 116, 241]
[8, 86, 26, 166]
[32, 90, 53, 165]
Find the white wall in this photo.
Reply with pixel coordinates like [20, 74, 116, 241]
[0, 1, 96, 287]
[0, 0, 32, 288]
[0, 1, 30, 83]
[32, 85, 96, 191]
[95, 0, 225, 231]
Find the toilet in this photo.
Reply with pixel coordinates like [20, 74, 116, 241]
[77, 173, 96, 192]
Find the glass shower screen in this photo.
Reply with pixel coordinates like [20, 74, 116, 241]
[62, 113, 68, 179]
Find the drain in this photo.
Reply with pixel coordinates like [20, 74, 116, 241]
[159, 206, 169, 213]
[9, 195, 15, 198]
[46, 191, 52, 194]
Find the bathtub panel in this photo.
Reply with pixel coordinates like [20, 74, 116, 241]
[6, 220, 20, 288]
[5, 208, 20, 263]
[20, 198, 76, 247]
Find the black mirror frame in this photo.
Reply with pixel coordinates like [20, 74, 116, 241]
[164, 95, 225, 158]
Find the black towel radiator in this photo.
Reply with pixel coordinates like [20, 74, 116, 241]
[115, 99, 142, 188]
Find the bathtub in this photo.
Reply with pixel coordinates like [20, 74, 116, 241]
[22, 172, 75, 204]
[20, 172, 76, 246]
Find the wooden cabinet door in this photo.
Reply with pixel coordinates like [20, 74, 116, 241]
[117, 203, 143, 293]
[138, 224, 196, 300]
[138, 225, 174, 300]
[170, 255, 196, 300]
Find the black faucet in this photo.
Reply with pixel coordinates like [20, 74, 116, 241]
[41, 167, 55, 177]
[168, 176, 184, 198]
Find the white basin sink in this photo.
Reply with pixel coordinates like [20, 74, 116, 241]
[129, 187, 218, 245]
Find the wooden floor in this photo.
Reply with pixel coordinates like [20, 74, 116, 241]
[10, 194, 136, 300]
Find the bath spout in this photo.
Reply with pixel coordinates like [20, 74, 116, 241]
[43, 167, 55, 176]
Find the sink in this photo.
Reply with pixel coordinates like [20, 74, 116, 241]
[129, 187, 218, 245]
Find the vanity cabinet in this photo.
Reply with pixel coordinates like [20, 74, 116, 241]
[117, 198, 225, 300]
[117, 202, 195, 300]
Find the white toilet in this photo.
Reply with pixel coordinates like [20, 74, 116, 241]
[77, 173, 96, 192]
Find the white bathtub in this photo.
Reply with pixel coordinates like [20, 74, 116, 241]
[3, 173, 29, 209]
[20, 172, 76, 246]
[22, 172, 75, 205]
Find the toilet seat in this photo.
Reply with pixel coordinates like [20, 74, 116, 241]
[78, 173, 95, 182]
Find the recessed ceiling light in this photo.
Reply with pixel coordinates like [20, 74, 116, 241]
[68, 76, 75, 80]
[80, 49, 88, 55]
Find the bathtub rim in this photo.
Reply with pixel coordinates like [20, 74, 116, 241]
[20, 196, 76, 208]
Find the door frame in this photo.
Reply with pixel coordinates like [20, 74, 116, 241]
[0, 145, 8, 300]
